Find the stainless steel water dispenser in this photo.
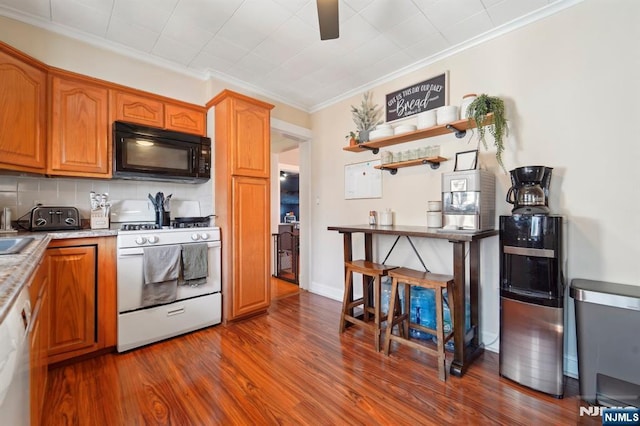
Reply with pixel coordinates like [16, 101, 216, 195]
[441, 170, 496, 231]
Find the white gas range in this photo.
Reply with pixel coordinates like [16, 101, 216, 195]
[112, 200, 221, 352]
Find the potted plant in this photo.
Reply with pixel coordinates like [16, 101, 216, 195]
[345, 131, 359, 146]
[465, 94, 508, 171]
[350, 91, 383, 143]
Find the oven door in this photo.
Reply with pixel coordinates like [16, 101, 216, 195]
[117, 241, 221, 313]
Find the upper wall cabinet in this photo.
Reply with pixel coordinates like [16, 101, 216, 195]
[111, 90, 206, 136]
[49, 74, 110, 177]
[0, 47, 47, 173]
[213, 92, 272, 178]
[165, 103, 206, 136]
[111, 90, 164, 128]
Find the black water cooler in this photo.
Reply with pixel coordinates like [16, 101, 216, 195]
[499, 215, 565, 398]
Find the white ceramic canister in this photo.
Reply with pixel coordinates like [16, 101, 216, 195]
[427, 200, 441, 212]
[379, 209, 394, 226]
[416, 109, 437, 129]
[427, 211, 442, 228]
[460, 93, 477, 119]
[436, 105, 459, 125]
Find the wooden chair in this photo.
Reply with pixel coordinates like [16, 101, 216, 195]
[383, 267, 455, 381]
[339, 260, 398, 351]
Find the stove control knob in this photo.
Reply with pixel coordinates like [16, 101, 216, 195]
[148, 235, 159, 244]
[200, 233, 209, 240]
[135, 236, 147, 245]
[35, 218, 47, 227]
[191, 233, 201, 241]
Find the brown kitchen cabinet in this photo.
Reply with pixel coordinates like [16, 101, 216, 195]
[46, 237, 116, 364]
[0, 43, 47, 173]
[165, 102, 206, 136]
[28, 255, 49, 426]
[209, 90, 274, 321]
[111, 90, 164, 128]
[212, 91, 271, 178]
[231, 176, 271, 318]
[49, 74, 111, 177]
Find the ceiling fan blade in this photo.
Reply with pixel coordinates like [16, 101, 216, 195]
[317, 0, 339, 40]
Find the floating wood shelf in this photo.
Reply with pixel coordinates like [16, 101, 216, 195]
[374, 156, 447, 174]
[343, 114, 494, 154]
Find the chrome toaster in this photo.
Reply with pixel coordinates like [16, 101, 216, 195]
[29, 206, 81, 231]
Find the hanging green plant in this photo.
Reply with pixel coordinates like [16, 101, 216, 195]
[466, 94, 508, 171]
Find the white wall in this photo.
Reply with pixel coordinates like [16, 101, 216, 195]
[308, 0, 640, 377]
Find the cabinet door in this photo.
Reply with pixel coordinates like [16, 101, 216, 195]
[230, 176, 271, 319]
[165, 103, 205, 135]
[112, 90, 164, 128]
[231, 98, 270, 177]
[0, 49, 47, 172]
[47, 245, 97, 357]
[50, 76, 110, 177]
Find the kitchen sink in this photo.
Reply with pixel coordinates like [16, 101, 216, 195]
[0, 237, 34, 255]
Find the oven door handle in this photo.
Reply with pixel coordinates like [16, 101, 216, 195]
[118, 241, 221, 257]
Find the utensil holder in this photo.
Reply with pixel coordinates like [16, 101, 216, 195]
[155, 210, 170, 228]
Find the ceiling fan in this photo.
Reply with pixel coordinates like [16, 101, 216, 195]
[316, 0, 339, 40]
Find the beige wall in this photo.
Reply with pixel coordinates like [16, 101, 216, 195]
[308, 0, 640, 376]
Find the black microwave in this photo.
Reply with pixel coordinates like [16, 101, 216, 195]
[113, 121, 211, 183]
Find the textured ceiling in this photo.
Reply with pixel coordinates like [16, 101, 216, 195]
[0, 0, 572, 111]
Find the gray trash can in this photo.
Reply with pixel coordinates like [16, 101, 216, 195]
[570, 279, 640, 406]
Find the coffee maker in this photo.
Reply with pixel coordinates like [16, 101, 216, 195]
[505, 166, 552, 214]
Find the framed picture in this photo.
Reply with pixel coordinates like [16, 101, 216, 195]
[385, 72, 448, 122]
[454, 150, 478, 171]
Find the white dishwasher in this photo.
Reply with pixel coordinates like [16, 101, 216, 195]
[0, 286, 31, 425]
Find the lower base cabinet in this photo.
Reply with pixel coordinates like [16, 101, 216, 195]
[46, 237, 116, 365]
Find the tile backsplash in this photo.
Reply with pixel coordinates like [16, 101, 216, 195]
[0, 175, 214, 223]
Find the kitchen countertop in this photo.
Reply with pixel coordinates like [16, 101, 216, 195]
[0, 228, 118, 324]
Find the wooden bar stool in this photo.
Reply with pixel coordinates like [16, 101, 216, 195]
[383, 267, 455, 381]
[339, 260, 398, 351]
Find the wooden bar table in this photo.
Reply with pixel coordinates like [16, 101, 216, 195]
[327, 224, 498, 377]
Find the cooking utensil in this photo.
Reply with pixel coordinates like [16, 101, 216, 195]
[163, 194, 172, 211]
[148, 193, 157, 209]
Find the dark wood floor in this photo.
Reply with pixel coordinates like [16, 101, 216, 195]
[42, 292, 599, 425]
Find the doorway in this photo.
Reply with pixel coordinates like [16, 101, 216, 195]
[275, 167, 299, 283]
[270, 119, 311, 297]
